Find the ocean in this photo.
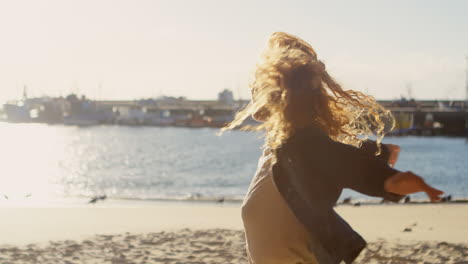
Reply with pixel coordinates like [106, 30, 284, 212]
[0, 123, 466, 206]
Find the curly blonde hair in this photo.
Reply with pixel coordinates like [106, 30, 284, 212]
[222, 32, 394, 153]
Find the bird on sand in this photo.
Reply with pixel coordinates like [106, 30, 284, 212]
[342, 197, 352, 204]
[89, 194, 107, 204]
[404, 196, 411, 203]
[89, 197, 99, 204]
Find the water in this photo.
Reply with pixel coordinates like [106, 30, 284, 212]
[0, 123, 467, 206]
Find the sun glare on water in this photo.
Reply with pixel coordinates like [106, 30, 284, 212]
[0, 123, 67, 205]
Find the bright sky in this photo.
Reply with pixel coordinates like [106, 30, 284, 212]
[0, 0, 467, 103]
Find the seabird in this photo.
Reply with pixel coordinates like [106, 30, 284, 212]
[441, 195, 452, 202]
[342, 197, 351, 204]
[404, 196, 411, 203]
[89, 197, 99, 203]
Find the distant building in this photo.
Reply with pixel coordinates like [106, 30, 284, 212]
[218, 89, 234, 105]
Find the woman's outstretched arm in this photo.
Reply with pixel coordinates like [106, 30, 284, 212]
[356, 143, 442, 200]
[384, 171, 444, 202]
[309, 135, 442, 202]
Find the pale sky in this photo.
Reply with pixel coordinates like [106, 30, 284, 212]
[0, 0, 467, 103]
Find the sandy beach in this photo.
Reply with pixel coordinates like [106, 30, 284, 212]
[0, 203, 467, 263]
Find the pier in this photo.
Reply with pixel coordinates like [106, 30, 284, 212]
[380, 100, 468, 136]
[1, 92, 467, 136]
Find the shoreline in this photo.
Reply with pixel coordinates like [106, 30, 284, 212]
[1, 195, 467, 209]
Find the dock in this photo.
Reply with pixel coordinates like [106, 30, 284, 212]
[1, 93, 467, 136]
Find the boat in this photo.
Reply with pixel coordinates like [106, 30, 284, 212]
[3, 102, 31, 123]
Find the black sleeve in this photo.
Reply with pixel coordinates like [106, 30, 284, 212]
[359, 140, 391, 162]
[313, 136, 403, 202]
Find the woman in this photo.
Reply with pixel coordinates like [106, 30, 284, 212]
[223, 32, 443, 264]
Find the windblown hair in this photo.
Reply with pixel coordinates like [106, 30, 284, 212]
[222, 32, 394, 152]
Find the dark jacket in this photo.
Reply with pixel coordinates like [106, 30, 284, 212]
[272, 125, 403, 264]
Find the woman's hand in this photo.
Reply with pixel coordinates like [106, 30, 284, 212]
[385, 144, 400, 167]
[384, 171, 444, 202]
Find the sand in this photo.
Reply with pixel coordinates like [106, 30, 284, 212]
[0, 203, 467, 263]
[0, 229, 248, 264]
